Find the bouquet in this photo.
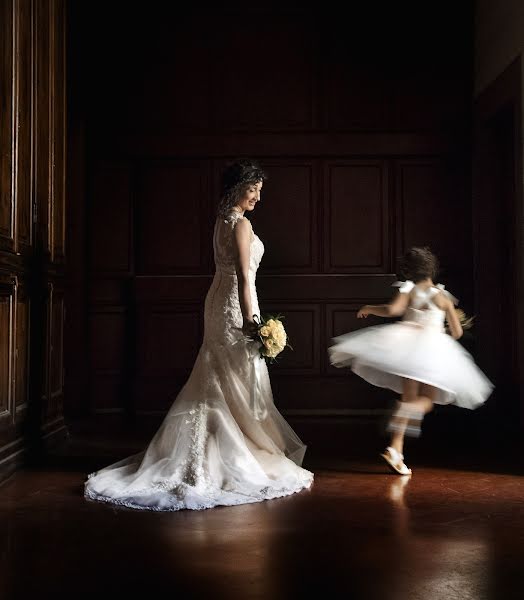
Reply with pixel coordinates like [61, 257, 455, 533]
[250, 314, 292, 363]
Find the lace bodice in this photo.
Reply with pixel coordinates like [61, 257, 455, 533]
[204, 210, 264, 345]
[213, 210, 264, 275]
[393, 280, 458, 330]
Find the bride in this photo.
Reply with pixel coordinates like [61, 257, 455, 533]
[85, 159, 314, 510]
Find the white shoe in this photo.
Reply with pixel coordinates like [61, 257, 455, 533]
[380, 446, 412, 476]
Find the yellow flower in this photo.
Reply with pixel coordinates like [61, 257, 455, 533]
[266, 347, 280, 358]
[275, 331, 286, 343]
[259, 326, 270, 338]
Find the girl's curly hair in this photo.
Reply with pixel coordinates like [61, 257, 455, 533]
[398, 246, 439, 283]
[217, 159, 267, 219]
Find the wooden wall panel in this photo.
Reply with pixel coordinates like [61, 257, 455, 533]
[136, 162, 210, 275]
[89, 310, 126, 373]
[51, 0, 66, 261]
[262, 305, 321, 374]
[324, 161, 389, 273]
[90, 375, 126, 413]
[0, 0, 14, 250]
[0, 276, 16, 435]
[473, 59, 524, 426]
[14, 0, 33, 250]
[14, 284, 29, 413]
[395, 159, 471, 284]
[90, 164, 132, 274]
[35, 0, 50, 251]
[0, 0, 67, 480]
[133, 306, 201, 413]
[89, 309, 127, 413]
[210, 14, 314, 130]
[126, 15, 212, 134]
[0, 288, 13, 419]
[138, 307, 201, 376]
[325, 36, 388, 131]
[71, 4, 474, 426]
[48, 287, 64, 419]
[252, 162, 318, 273]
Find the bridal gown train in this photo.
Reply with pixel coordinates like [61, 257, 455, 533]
[85, 210, 314, 511]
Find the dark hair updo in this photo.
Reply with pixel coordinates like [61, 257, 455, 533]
[217, 158, 267, 218]
[398, 246, 439, 283]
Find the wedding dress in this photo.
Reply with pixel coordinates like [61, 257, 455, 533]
[85, 209, 313, 510]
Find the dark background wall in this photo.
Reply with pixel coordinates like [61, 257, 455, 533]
[66, 2, 477, 435]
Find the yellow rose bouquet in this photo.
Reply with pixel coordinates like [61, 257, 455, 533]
[251, 314, 293, 363]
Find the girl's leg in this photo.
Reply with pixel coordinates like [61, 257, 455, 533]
[383, 380, 437, 475]
[390, 380, 437, 452]
[389, 379, 421, 455]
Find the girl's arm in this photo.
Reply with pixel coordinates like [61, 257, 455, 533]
[357, 291, 410, 319]
[233, 218, 256, 334]
[434, 293, 463, 339]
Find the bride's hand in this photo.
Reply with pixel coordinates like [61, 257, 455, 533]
[242, 320, 258, 336]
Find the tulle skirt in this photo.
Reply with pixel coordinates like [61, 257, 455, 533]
[328, 321, 493, 409]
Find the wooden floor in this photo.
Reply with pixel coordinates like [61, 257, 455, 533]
[0, 425, 523, 600]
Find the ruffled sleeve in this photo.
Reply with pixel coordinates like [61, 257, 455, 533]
[392, 280, 415, 294]
[435, 283, 459, 305]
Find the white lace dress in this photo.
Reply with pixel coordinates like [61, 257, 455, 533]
[328, 281, 494, 409]
[85, 210, 313, 511]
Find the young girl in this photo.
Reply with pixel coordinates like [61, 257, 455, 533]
[328, 247, 493, 475]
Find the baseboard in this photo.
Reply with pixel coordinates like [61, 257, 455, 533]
[0, 418, 69, 485]
[41, 417, 70, 448]
[0, 438, 27, 485]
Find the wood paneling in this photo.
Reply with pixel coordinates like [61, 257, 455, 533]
[72, 4, 473, 423]
[90, 164, 132, 275]
[395, 159, 471, 285]
[15, 284, 29, 412]
[126, 13, 212, 134]
[15, 0, 33, 250]
[473, 58, 524, 427]
[262, 305, 321, 374]
[325, 35, 388, 131]
[35, 0, 50, 250]
[48, 286, 64, 419]
[89, 309, 127, 373]
[252, 162, 318, 273]
[89, 308, 127, 413]
[106, 132, 462, 159]
[324, 161, 389, 273]
[136, 162, 210, 275]
[90, 375, 126, 413]
[0, 0, 14, 249]
[0, 286, 13, 419]
[0, 0, 67, 479]
[137, 307, 201, 376]
[51, 0, 66, 261]
[210, 14, 314, 130]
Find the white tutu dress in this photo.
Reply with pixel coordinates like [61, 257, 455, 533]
[328, 281, 493, 409]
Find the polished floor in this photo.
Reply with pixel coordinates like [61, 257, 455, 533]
[0, 424, 522, 600]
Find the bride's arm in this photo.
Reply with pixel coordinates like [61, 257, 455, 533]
[233, 218, 256, 334]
